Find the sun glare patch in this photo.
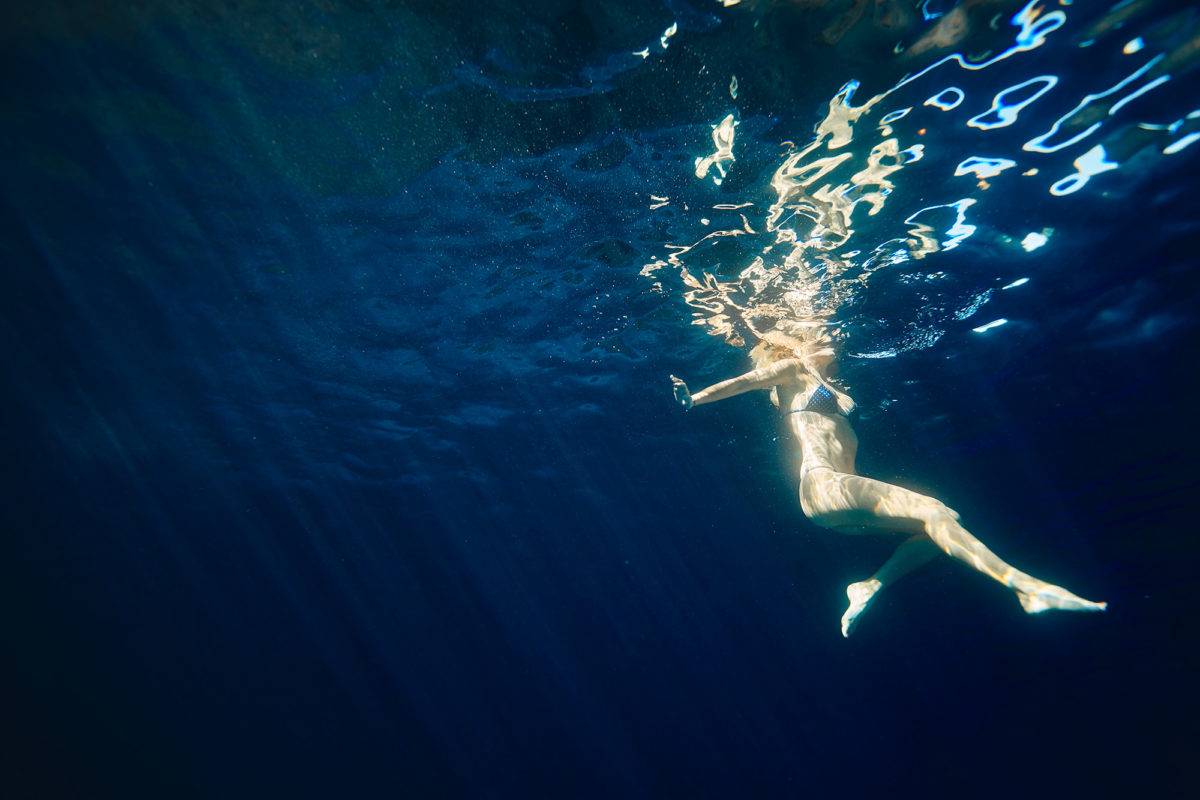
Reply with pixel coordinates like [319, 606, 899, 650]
[924, 87, 965, 111]
[955, 157, 1018, 179]
[1020, 232, 1048, 251]
[1164, 132, 1200, 155]
[972, 319, 1008, 333]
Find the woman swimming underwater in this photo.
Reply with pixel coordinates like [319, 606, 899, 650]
[671, 323, 1106, 636]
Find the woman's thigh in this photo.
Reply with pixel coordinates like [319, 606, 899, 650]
[799, 470, 952, 534]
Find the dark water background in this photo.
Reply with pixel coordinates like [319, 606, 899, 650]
[2, 1, 1198, 797]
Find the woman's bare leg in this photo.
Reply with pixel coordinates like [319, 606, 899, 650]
[841, 534, 939, 637]
[801, 470, 1107, 617]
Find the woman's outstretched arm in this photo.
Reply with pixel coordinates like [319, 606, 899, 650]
[671, 359, 802, 408]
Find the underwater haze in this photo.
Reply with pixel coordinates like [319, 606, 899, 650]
[2, 1, 1198, 797]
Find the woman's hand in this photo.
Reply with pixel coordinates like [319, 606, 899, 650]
[670, 375, 693, 409]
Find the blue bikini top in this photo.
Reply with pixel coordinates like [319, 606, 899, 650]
[791, 383, 857, 420]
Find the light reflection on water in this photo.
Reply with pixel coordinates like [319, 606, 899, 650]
[643, 0, 1199, 360]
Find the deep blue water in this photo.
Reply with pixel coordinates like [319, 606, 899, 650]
[2, 1, 1199, 797]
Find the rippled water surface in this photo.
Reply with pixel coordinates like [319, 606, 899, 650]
[3, 2, 1198, 797]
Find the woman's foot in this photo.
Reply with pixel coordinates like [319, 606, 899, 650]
[1014, 580, 1107, 614]
[841, 578, 882, 637]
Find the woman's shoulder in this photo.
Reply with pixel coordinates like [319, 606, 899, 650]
[763, 358, 810, 383]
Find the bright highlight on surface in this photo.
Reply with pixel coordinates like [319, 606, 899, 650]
[1024, 55, 1165, 154]
[905, 199, 978, 250]
[1050, 144, 1119, 196]
[968, 77, 1057, 130]
[1002, 278, 1030, 289]
[660, 23, 677, 49]
[1164, 132, 1200, 155]
[972, 319, 1008, 333]
[1109, 75, 1170, 116]
[695, 114, 738, 185]
[955, 157, 1017, 179]
[924, 87, 965, 111]
[1021, 232, 1049, 251]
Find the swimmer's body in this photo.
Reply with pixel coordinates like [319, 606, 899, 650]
[672, 328, 1106, 636]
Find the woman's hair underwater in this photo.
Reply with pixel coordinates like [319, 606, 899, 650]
[749, 322, 836, 370]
